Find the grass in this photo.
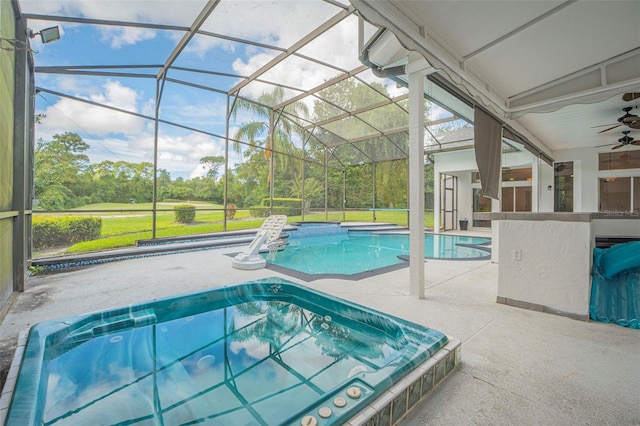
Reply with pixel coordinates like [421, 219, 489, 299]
[34, 203, 434, 256]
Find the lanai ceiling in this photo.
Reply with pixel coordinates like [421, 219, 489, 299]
[354, 0, 640, 154]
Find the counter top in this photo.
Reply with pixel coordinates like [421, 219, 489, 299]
[474, 212, 640, 222]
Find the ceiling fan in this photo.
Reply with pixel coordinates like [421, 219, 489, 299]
[611, 130, 640, 150]
[592, 92, 640, 133]
[622, 92, 640, 102]
[594, 106, 640, 134]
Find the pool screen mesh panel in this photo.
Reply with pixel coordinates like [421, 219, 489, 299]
[23, 0, 474, 172]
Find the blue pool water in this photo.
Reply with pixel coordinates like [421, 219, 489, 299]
[264, 229, 491, 278]
[6, 279, 448, 425]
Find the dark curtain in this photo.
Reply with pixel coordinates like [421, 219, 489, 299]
[474, 107, 502, 200]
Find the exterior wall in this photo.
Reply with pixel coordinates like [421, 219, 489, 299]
[527, 157, 555, 212]
[433, 151, 477, 231]
[497, 219, 593, 318]
[433, 148, 541, 230]
[434, 142, 640, 218]
[553, 146, 640, 213]
[0, 0, 17, 307]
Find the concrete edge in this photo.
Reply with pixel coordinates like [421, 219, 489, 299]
[496, 296, 589, 322]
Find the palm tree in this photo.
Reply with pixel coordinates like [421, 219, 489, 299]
[231, 87, 310, 209]
[231, 87, 309, 167]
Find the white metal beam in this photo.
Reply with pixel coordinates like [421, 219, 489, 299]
[158, 0, 221, 80]
[228, 6, 354, 95]
[408, 68, 426, 299]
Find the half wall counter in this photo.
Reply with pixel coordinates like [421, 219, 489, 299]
[474, 212, 640, 321]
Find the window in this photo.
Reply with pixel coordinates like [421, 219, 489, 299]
[501, 186, 531, 212]
[554, 162, 573, 212]
[472, 167, 533, 182]
[472, 188, 492, 227]
[472, 167, 532, 214]
[599, 151, 640, 170]
[599, 177, 631, 212]
[502, 167, 532, 182]
[501, 167, 532, 212]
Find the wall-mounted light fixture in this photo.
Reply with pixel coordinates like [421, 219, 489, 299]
[28, 26, 61, 44]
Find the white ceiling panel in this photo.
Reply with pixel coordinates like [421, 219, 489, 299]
[355, 0, 640, 153]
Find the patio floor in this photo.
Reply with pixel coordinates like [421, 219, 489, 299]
[1, 233, 639, 425]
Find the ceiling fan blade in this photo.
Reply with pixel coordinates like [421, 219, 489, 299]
[611, 144, 624, 150]
[591, 123, 618, 128]
[631, 140, 640, 146]
[595, 143, 615, 148]
[622, 92, 640, 102]
[628, 121, 640, 130]
[598, 124, 621, 133]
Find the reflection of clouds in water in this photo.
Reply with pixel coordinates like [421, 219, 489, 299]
[230, 337, 269, 360]
[44, 367, 156, 424]
[39, 296, 418, 425]
[45, 355, 232, 424]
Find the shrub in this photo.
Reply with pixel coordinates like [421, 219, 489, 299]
[226, 203, 236, 220]
[174, 204, 196, 223]
[33, 216, 102, 250]
[249, 206, 271, 217]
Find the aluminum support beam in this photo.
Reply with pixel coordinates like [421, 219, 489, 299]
[158, 0, 221, 80]
[228, 6, 354, 95]
[408, 67, 426, 299]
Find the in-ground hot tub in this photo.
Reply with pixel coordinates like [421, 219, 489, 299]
[2, 278, 460, 425]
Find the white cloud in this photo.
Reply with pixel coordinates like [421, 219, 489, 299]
[20, 0, 208, 26]
[230, 338, 269, 360]
[99, 27, 157, 49]
[20, 0, 208, 48]
[39, 80, 145, 136]
[36, 78, 225, 178]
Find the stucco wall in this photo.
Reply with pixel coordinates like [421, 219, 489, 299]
[497, 219, 592, 318]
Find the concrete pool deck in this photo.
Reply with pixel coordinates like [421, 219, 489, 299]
[1, 233, 639, 425]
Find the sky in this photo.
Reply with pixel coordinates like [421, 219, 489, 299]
[22, 0, 452, 179]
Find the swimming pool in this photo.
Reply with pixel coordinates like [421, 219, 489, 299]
[3, 278, 459, 425]
[264, 227, 491, 280]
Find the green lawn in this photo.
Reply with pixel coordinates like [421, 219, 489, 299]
[34, 203, 434, 256]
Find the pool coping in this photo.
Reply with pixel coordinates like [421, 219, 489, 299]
[263, 258, 412, 282]
[345, 337, 461, 426]
[0, 331, 460, 426]
[0, 331, 27, 425]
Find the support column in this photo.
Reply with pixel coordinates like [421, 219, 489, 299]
[491, 197, 501, 263]
[407, 62, 429, 299]
[268, 110, 275, 215]
[151, 78, 162, 239]
[433, 171, 441, 234]
[223, 94, 230, 231]
[12, 15, 29, 293]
